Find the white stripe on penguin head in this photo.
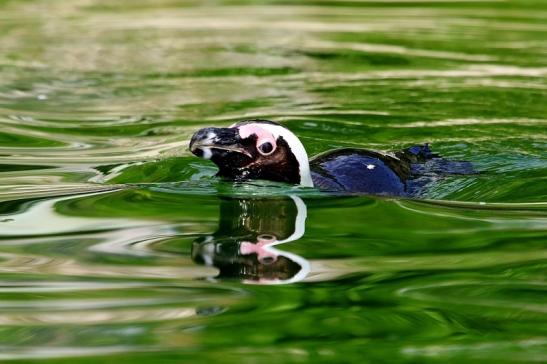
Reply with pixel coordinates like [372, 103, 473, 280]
[236, 122, 314, 187]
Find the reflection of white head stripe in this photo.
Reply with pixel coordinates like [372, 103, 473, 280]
[261, 248, 310, 285]
[276, 195, 307, 244]
[251, 195, 310, 285]
[236, 123, 314, 187]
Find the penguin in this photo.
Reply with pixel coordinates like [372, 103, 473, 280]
[189, 119, 472, 196]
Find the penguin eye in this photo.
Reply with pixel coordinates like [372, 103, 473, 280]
[257, 141, 275, 155]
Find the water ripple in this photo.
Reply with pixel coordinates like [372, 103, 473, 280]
[0, 0, 545, 362]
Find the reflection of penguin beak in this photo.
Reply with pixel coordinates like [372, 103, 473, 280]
[192, 236, 239, 267]
[189, 127, 252, 160]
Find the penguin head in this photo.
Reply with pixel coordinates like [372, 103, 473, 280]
[189, 120, 313, 187]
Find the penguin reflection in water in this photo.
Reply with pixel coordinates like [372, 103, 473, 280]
[192, 196, 309, 284]
[190, 119, 473, 195]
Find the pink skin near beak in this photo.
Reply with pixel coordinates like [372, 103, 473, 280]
[239, 235, 278, 264]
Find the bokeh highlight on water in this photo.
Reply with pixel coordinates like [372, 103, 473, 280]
[0, 0, 546, 362]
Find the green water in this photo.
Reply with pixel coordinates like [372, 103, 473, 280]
[0, 0, 546, 362]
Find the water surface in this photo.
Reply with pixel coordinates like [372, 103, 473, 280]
[0, 0, 546, 362]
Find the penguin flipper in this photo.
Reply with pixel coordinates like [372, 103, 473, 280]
[398, 144, 474, 175]
[397, 144, 474, 196]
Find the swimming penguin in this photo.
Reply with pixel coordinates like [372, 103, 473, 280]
[189, 119, 472, 196]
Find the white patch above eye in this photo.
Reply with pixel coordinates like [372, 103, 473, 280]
[237, 124, 272, 140]
[367, 164, 376, 170]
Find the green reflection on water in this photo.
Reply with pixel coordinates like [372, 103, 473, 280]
[0, 0, 546, 362]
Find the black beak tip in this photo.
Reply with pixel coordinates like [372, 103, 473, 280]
[189, 136, 198, 154]
[189, 127, 212, 155]
[188, 126, 244, 160]
[191, 147, 204, 158]
[189, 129, 203, 148]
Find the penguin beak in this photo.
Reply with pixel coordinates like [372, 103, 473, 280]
[189, 127, 252, 160]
